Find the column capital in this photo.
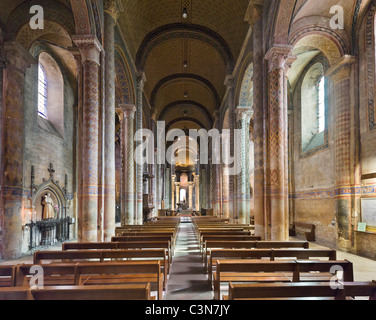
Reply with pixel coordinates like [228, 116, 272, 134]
[118, 104, 136, 120]
[236, 106, 253, 123]
[72, 34, 103, 66]
[137, 71, 147, 89]
[4, 41, 36, 73]
[265, 44, 295, 73]
[224, 75, 234, 90]
[325, 55, 357, 83]
[104, 0, 120, 23]
[245, 0, 263, 26]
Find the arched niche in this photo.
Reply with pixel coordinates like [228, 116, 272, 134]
[31, 179, 68, 222]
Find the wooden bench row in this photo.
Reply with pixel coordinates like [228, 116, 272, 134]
[213, 259, 354, 300]
[0, 283, 155, 300]
[1, 261, 163, 300]
[203, 240, 310, 265]
[207, 248, 337, 285]
[225, 281, 376, 300]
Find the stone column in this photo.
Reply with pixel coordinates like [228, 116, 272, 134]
[119, 104, 136, 225]
[0, 50, 5, 258]
[176, 184, 180, 208]
[249, 2, 265, 238]
[72, 35, 103, 242]
[149, 114, 157, 216]
[171, 175, 176, 211]
[103, 0, 119, 240]
[225, 76, 236, 222]
[194, 174, 200, 212]
[69, 48, 83, 240]
[165, 167, 171, 209]
[189, 182, 194, 209]
[1, 41, 35, 259]
[236, 107, 253, 224]
[264, 45, 293, 241]
[212, 112, 221, 216]
[136, 72, 146, 224]
[326, 55, 357, 251]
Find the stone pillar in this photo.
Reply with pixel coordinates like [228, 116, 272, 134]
[171, 175, 176, 211]
[0, 50, 5, 258]
[165, 167, 171, 209]
[1, 41, 35, 259]
[73, 35, 103, 242]
[326, 55, 357, 251]
[194, 174, 200, 212]
[149, 114, 157, 217]
[119, 104, 136, 225]
[249, 2, 265, 238]
[236, 107, 253, 224]
[136, 72, 146, 224]
[264, 45, 293, 241]
[176, 185, 180, 207]
[225, 76, 236, 222]
[70, 48, 82, 240]
[212, 112, 221, 216]
[189, 182, 194, 209]
[103, 0, 119, 240]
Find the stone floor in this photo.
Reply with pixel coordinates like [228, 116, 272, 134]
[1, 219, 376, 300]
[164, 219, 213, 300]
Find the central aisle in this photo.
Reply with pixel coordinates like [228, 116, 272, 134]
[164, 219, 213, 300]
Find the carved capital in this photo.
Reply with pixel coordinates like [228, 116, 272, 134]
[4, 41, 36, 73]
[104, 0, 119, 23]
[236, 107, 253, 123]
[245, 0, 263, 26]
[265, 45, 294, 73]
[224, 75, 234, 90]
[136, 71, 147, 89]
[120, 104, 136, 120]
[72, 34, 103, 66]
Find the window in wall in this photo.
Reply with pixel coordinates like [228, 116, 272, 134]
[37, 52, 65, 138]
[301, 61, 328, 155]
[317, 76, 326, 133]
[38, 63, 48, 119]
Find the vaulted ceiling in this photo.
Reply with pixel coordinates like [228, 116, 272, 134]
[117, 0, 251, 131]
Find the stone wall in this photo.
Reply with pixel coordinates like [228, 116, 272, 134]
[289, 56, 337, 248]
[21, 45, 76, 254]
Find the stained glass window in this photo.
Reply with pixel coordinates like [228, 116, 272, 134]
[38, 64, 48, 119]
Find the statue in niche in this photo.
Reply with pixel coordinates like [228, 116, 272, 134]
[41, 193, 55, 220]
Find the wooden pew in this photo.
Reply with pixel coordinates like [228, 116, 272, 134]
[33, 249, 168, 291]
[291, 222, 316, 242]
[112, 235, 174, 253]
[0, 265, 16, 287]
[204, 241, 310, 264]
[225, 281, 376, 300]
[213, 260, 353, 300]
[63, 241, 172, 272]
[15, 262, 163, 300]
[0, 284, 154, 300]
[199, 235, 261, 253]
[0, 287, 32, 300]
[207, 249, 337, 286]
[74, 262, 163, 299]
[120, 231, 177, 248]
[32, 284, 155, 300]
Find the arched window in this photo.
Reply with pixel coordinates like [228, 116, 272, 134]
[38, 63, 48, 119]
[301, 60, 328, 154]
[37, 52, 64, 137]
[317, 76, 326, 133]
